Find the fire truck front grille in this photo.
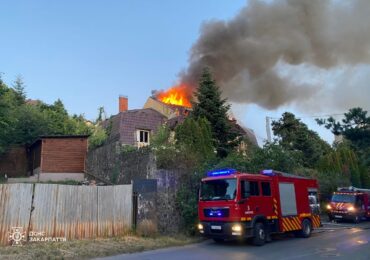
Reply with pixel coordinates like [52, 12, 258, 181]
[204, 208, 229, 218]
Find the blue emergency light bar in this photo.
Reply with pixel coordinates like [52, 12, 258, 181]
[207, 168, 237, 177]
[261, 169, 275, 176]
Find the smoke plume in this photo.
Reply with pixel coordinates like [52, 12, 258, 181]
[180, 0, 370, 110]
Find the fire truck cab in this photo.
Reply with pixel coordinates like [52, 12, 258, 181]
[327, 186, 370, 223]
[198, 169, 321, 246]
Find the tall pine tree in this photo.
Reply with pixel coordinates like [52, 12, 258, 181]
[272, 112, 332, 168]
[191, 68, 238, 158]
[12, 75, 26, 104]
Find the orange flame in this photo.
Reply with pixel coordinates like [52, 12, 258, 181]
[156, 84, 192, 108]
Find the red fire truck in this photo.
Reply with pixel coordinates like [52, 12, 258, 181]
[198, 169, 321, 246]
[327, 186, 370, 223]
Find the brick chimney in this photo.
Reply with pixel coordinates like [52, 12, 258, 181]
[119, 95, 128, 113]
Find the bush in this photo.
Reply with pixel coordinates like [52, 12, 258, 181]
[88, 125, 107, 149]
[175, 170, 204, 235]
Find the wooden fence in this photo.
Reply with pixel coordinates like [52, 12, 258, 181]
[0, 184, 33, 245]
[0, 183, 133, 245]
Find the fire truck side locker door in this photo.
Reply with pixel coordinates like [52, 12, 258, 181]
[278, 183, 298, 216]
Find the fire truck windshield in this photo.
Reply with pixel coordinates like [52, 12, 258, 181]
[200, 179, 237, 201]
[332, 194, 356, 203]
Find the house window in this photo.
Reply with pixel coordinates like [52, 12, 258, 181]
[136, 130, 150, 147]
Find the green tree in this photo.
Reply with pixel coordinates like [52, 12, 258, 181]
[150, 124, 178, 169]
[175, 117, 215, 164]
[96, 106, 106, 123]
[175, 170, 204, 235]
[0, 75, 91, 152]
[250, 142, 303, 173]
[0, 78, 19, 153]
[272, 112, 332, 168]
[215, 141, 303, 174]
[317, 107, 370, 166]
[39, 99, 70, 134]
[12, 75, 26, 104]
[88, 124, 107, 149]
[150, 118, 215, 234]
[151, 124, 172, 148]
[69, 114, 92, 135]
[34, 99, 90, 136]
[11, 105, 49, 145]
[151, 118, 215, 169]
[314, 143, 370, 197]
[87, 107, 111, 150]
[191, 68, 240, 158]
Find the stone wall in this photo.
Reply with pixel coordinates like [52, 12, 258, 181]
[86, 142, 156, 184]
[155, 170, 183, 234]
[86, 143, 183, 234]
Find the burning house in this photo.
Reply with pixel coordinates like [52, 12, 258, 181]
[143, 97, 191, 119]
[106, 94, 190, 148]
[144, 84, 192, 119]
[106, 90, 257, 148]
[107, 96, 167, 147]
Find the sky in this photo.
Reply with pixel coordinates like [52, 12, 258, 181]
[1, 0, 358, 145]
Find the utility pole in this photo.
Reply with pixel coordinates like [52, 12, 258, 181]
[266, 116, 272, 143]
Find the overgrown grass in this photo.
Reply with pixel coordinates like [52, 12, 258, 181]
[136, 219, 158, 237]
[0, 235, 200, 259]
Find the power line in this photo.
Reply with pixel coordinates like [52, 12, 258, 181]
[267, 113, 345, 121]
[295, 113, 345, 119]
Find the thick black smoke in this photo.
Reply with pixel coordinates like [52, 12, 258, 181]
[180, 0, 370, 110]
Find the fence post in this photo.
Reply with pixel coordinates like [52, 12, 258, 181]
[26, 183, 36, 242]
[132, 192, 138, 231]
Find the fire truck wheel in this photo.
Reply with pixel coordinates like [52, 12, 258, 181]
[252, 222, 266, 246]
[299, 219, 312, 238]
[353, 215, 361, 224]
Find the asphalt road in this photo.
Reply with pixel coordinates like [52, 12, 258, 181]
[99, 221, 370, 260]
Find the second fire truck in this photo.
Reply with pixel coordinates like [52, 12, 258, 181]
[198, 169, 321, 246]
[327, 186, 370, 223]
